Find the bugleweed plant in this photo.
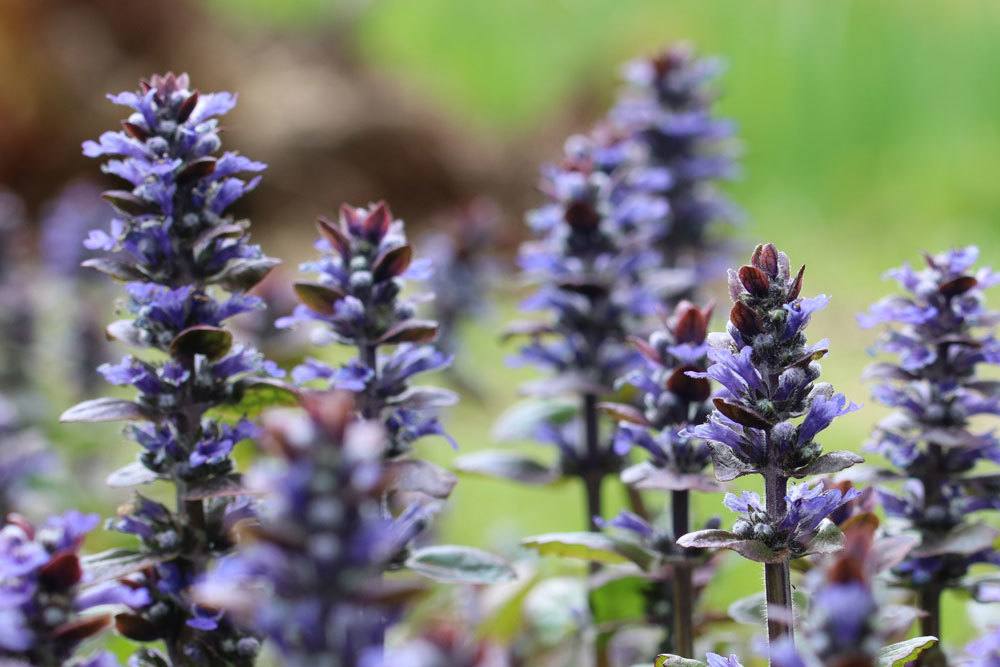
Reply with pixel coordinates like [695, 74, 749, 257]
[499, 142, 656, 529]
[279, 202, 458, 460]
[65, 72, 283, 665]
[679, 243, 862, 656]
[662, 514, 939, 667]
[599, 300, 718, 656]
[0, 511, 153, 666]
[198, 392, 422, 666]
[611, 45, 739, 291]
[859, 246, 1000, 666]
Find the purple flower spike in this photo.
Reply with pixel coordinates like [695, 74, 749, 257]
[69, 72, 284, 664]
[281, 201, 458, 459]
[861, 246, 999, 653]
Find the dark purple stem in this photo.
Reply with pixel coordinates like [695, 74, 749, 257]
[672, 489, 694, 657]
[764, 470, 794, 651]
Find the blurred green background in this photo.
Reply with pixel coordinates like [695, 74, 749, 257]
[2, 0, 999, 660]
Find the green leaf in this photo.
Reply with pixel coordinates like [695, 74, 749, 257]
[877, 636, 938, 666]
[728, 589, 810, 625]
[405, 545, 516, 584]
[60, 398, 149, 423]
[521, 532, 657, 570]
[454, 450, 557, 485]
[589, 574, 648, 625]
[209, 378, 299, 421]
[491, 399, 577, 442]
[655, 656, 706, 667]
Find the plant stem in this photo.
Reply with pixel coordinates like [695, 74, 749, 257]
[672, 489, 694, 657]
[582, 392, 603, 532]
[359, 343, 379, 420]
[763, 471, 794, 651]
[916, 585, 947, 667]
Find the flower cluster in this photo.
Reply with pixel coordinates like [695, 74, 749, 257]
[686, 243, 860, 484]
[723, 482, 858, 556]
[610, 45, 739, 290]
[860, 246, 1000, 643]
[198, 392, 419, 667]
[278, 201, 457, 458]
[599, 300, 717, 656]
[511, 144, 657, 390]
[67, 72, 282, 663]
[678, 243, 860, 655]
[0, 512, 144, 666]
[610, 301, 716, 491]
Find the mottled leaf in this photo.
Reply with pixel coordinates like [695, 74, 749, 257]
[655, 656, 705, 667]
[405, 545, 515, 584]
[792, 450, 863, 477]
[169, 325, 232, 360]
[106, 462, 160, 488]
[706, 441, 757, 482]
[454, 451, 557, 485]
[82, 257, 147, 282]
[60, 398, 148, 423]
[877, 636, 938, 666]
[82, 549, 173, 585]
[678, 530, 783, 563]
[522, 532, 656, 570]
[386, 459, 457, 500]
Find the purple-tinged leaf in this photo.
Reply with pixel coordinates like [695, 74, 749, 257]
[386, 459, 457, 500]
[60, 398, 149, 423]
[294, 281, 346, 315]
[82, 257, 147, 282]
[791, 450, 863, 477]
[454, 451, 558, 486]
[106, 462, 160, 488]
[377, 319, 438, 345]
[169, 325, 233, 360]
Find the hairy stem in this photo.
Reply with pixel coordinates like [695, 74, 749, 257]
[764, 471, 794, 651]
[359, 343, 380, 420]
[672, 489, 695, 657]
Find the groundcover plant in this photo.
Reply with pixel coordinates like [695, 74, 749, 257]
[0, 39, 996, 667]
